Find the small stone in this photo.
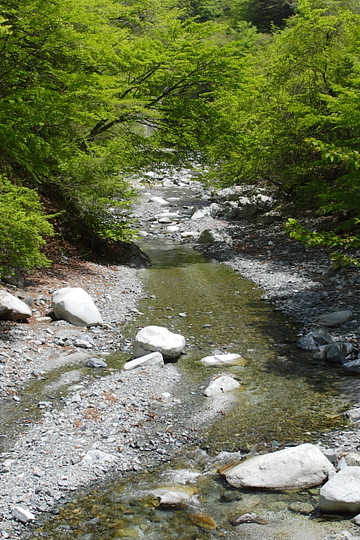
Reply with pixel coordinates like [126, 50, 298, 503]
[12, 506, 35, 523]
[87, 358, 107, 368]
[288, 502, 315, 515]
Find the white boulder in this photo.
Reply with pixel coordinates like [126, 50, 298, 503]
[133, 325, 185, 359]
[200, 353, 243, 367]
[123, 351, 164, 370]
[204, 375, 240, 397]
[0, 290, 32, 320]
[52, 287, 103, 327]
[224, 443, 334, 491]
[320, 467, 360, 514]
[149, 196, 169, 206]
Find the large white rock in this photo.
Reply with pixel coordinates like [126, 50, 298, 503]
[123, 351, 164, 370]
[204, 375, 240, 397]
[224, 443, 334, 491]
[320, 467, 360, 514]
[0, 290, 32, 320]
[133, 325, 185, 359]
[52, 287, 103, 327]
[200, 353, 243, 367]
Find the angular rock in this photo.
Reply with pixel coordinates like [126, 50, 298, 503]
[314, 310, 353, 327]
[0, 290, 32, 320]
[52, 287, 103, 327]
[133, 325, 185, 359]
[87, 358, 108, 368]
[191, 207, 210, 220]
[204, 375, 240, 397]
[198, 229, 232, 245]
[343, 359, 360, 374]
[323, 342, 350, 363]
[124, 351, 164, 370]
[224, 443, 334, 491]
[298, 335, 318, 350]
[12, 506, 35, 523]
[298, 328, 333, 350]
[320, 467, 360, 514]
[200, 353, 243, 367]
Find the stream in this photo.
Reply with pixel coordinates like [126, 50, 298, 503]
[27, 186, 358, 540]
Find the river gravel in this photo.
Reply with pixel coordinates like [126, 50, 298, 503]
[1, 168, 360, 539]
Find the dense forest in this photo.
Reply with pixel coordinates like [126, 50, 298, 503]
[0, 0, 359, 278]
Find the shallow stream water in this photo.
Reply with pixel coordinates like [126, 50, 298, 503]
[27, 220, 358, 540]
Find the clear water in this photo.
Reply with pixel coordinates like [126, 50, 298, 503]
[27, 234, 356, 540]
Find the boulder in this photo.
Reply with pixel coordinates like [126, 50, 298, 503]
[320, 467, 360, 514]
[345, 452, 360, 467]
[51, 287, 103, 327]
[124, 351, 164, 370]
[256, 211, 282, 226]
[298, 328, 333, 350]
[224, 443, 334, 491]
[149, 196, 169, 206]
[198, 229, 232, 245]
[151, 485, 197, 507]
[200, 353, 243, 367]
[133, 325, 185, 359]
[314, 310, 353, 327]
[0, 290, 32, 320]
[191, 207, 211, 220]
[324, 342, 350, 363]
[204, 375, 240, 397]
[343, 359, 360, 373]
[345, 408, 360, 422]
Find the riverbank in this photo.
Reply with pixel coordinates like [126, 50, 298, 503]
[0, 171, 360, 539]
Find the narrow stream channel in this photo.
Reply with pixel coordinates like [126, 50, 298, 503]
[28, 220, 358, 540]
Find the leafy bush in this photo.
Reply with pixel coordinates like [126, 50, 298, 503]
[0, 177, 54, 277]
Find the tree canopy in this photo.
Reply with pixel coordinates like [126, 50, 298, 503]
[1, 0, 359, 277]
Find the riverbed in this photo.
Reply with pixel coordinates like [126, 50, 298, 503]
[19, 175, 360, 540]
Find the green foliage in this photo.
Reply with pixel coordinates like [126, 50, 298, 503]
[285, 218, 360, 267]
[0, 0, 254, 262]
[0, 177, 54, 277]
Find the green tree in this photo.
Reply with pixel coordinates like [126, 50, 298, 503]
[0, 0, 253, 270]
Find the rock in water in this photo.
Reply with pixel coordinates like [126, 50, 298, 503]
[133, 325, 185, 359]
[204, 375, 240, 397]
[224, 443, 334, 490]
[320, 467, 360, 514]
[230, 512, 267, 525]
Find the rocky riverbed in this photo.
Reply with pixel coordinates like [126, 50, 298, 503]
[1, 167, 360, 539]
